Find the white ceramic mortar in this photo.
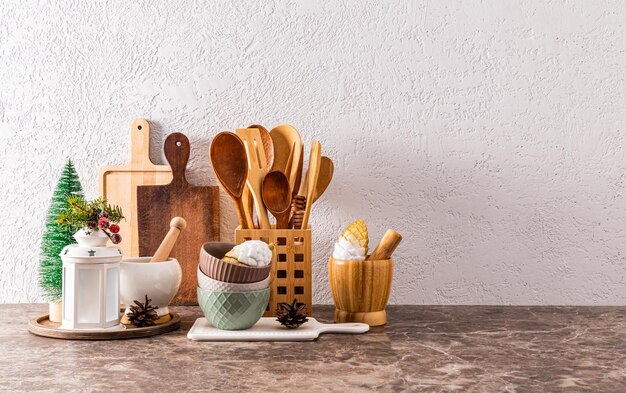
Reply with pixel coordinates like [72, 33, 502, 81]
[120, 257, 182, 317]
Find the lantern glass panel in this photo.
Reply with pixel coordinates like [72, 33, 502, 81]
[106, 267, 119, 321]
[77, 268, 101, 323]
[63, 267, 73, 321]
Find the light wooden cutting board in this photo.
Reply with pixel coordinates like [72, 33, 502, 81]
[98, 119, 172, 257]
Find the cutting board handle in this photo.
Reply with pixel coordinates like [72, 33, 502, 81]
[318, 322, 370, 335]
[164, 132, 190, 188]
[130, 118, 157, 169]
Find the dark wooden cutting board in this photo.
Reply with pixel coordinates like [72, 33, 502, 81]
[137, 132, 219, 305]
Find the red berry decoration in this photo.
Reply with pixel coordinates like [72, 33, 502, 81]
[98, 217, 110, 229]
[109, 224, 120, 234]
[110, 234, 122, 244]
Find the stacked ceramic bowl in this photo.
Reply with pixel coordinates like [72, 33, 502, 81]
[197, 242, 272, 330]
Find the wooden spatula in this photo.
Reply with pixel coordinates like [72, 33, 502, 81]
[300, 156, 334, 204]
[241, 124, 274, 229]
[137, 132, 219, 305]
[210, 131, 251, 229]
[300, 140, 321, 230]
[235, 128, 271, 229]
[270, 125, 302, 194]
[248, 124, 274, 169]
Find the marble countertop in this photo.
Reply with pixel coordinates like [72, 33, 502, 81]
[2, 304, 626, 392]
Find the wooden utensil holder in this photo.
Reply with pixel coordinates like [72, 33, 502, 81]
[328, 257, 393, 326]
[236, 226, 312, 317]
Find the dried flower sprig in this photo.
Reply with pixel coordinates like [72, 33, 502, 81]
[57, 195, 124, 244]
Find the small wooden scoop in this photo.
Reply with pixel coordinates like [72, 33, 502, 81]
[151, 217, 187, 262]
[262, 171, 291, 229]
[368, 229, 403, 260]
[210, 132, 251, 229]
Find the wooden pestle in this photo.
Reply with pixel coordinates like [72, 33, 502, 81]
[368, 229, 402, 260]
[150, 217, 187, 262]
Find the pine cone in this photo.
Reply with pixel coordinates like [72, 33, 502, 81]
[276, 299, 309, 329]
[127, 295, 159, 328]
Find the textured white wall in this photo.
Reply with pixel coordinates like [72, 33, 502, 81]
[1, 1, 625, 305]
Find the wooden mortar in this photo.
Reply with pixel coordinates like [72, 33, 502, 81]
[328, 257, 393, 326]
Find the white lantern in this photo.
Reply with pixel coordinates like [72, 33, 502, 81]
[60, 228, 123, 329]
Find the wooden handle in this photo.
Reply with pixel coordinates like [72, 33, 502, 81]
[301, 140, 321, 229]
[292, 145, 304, 198]
[284, 142, 296, 193]
[251, 184, 271, 229]
[240, 188, 255, 228]
[164, 132, 190, 188]
[234, 197, 251, 229]
[275, 212, 290, 230]
[368, 229, 403, 260]
[151, 217, 187, 262]
[298, 155, 308, 196]
[130, 118, 156, 168]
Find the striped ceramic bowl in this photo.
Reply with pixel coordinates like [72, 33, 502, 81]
[199, 242, 272, 284]
[197, 266, 270, 292]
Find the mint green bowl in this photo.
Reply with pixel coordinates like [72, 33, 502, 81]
[197, 287, 269, 330]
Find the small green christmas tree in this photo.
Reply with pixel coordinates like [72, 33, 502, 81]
[39, 160, 83, 302]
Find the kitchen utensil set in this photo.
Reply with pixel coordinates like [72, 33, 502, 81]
[211, 124, 332, 229]
[97, 120, 330, 309]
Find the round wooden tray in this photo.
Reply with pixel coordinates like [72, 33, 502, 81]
[28, 313, 180, 340]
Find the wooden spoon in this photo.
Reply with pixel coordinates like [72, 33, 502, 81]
[262, 171, 291, 229]
[270, 125, 302, 194]
[209, 131, 251, 229]
[300, 140, 321, 230]
[235, 128, 271, 229]
[300, 156, 334, 204]
[151, 217, 187, 262]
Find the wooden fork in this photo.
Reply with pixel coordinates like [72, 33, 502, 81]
[235, 128, 271, 229]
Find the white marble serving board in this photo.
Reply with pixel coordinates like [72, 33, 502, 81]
[187, 317, 369, 341]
